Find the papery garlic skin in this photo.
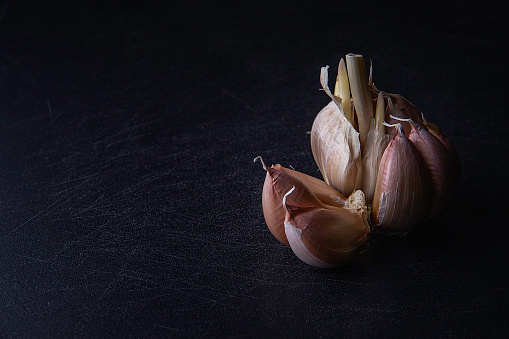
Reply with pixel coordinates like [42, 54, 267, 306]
[362, 93, 391, 202]
[371, 124, 431, 234]
[284, 188, 369, 268]
[311, 67, 363, 197]
[311, 101, 363, 197]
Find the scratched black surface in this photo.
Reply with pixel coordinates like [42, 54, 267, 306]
[1, 1, 508, 337]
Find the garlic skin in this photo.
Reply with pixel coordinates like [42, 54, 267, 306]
[284, 187, 369, 268]
[281, 164, 348, 207]
[311, 67, 362, 197]
[371, 124, 431, 234]
[311, 101, 363, 197]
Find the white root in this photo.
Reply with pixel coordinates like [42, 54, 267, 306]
[282, 186, 296, 209]
[253, 156, 267, 171]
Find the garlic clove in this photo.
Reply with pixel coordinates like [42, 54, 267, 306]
[256, 157, 348, 246]
[311, 67, 363, 196]
[390, 116, 457, 219]
[421, 113, 461, 183]
[371, 123, 431, 234]
[283, 187, 369, 268]
[261, 171, 290, 245]
[261, 165, 316, 246]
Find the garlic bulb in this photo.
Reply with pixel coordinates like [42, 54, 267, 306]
[255, 157, 369, 267]
[255, 53, 460, 267]
[311, 53, 459, 233]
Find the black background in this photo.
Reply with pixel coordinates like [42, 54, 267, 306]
[1, 1, 508, 337]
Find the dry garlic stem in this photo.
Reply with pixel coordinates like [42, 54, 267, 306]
[346, 53, 374, 150]
[334, 58, 352, 122]
[375, 91, 385, 132]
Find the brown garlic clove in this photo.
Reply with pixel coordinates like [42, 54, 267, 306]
[255, 157, 348, 246]
[283, 187, 369, 268]
[371, 123, 431, 234]
[391, 116, 457, 219]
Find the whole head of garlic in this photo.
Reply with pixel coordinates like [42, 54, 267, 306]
[255, 53, 460, 268]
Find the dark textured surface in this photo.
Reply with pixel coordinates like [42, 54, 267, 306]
[1, 1, 508, 337]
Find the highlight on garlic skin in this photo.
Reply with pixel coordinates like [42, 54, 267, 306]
[312, 53, 460, 233]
